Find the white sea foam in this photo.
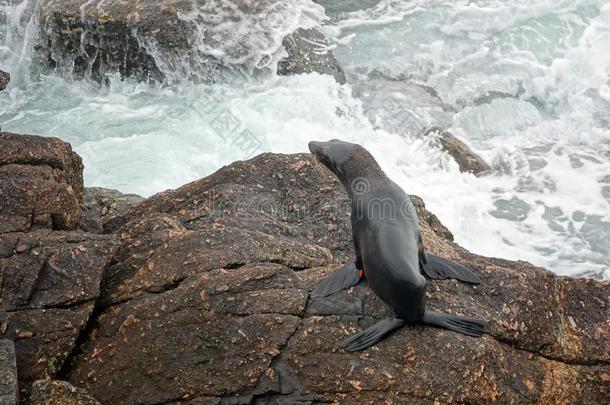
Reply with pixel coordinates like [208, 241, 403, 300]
[1, 0, 609, 278]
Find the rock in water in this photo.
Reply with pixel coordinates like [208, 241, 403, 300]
[30, 380, 101, 405]
[36, 0, 345, 84]
[353, 78, 455, 137]
[424, 127, 493, 175]
[278, 28, 346, 84]
[0, 70, 9, 91]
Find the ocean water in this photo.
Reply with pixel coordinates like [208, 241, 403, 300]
[1, 0, 609, 279]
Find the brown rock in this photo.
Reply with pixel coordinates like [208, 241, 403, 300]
[1, 133, 607, 403]
[0, 231, 115, 399]
[0, 339, 18, 405]
[80, 187, 144, 233]
[0, 132, 84, 233]
[424, 127, 493, 175]
[30, 380, 101, 405]
[69, 264, 304, 404]
[62, 153, 608, 404]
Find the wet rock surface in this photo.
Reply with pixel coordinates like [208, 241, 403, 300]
[0, 230, 115, 400]
[0, 339, 18, 404]
[1, 134, 608, 403]
[80, 187, 144, 233]
[0, 69, 9, 91]
[278, 28, 346, 84]
[0, 132, 84, 234]
[36, 0, 345, 83]
[353, 78, 455, 137]
[0, 133, 116, 401]
[424, 127, 493, 176]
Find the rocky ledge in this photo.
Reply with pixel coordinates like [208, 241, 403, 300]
[0, 133, 609, 404]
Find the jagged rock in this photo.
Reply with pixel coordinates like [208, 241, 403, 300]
[80, 187, 144, 233]
[0, 339, 18, 405]
[424, 127, 493, 175]
[36, 0, 345, 84]
[278, 28, 346, 84]
[30, 380, 101, 405]
[0, 231, 115, 399]
[0, 133, 117, 401]
[0, 132, 84, 234]
[0, 70, 9, 91]
[64, 153, 609, 404]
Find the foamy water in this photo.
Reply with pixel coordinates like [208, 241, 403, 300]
[1, 0, 609, 278]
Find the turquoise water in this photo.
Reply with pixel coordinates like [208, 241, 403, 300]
[1, 0, 609, 278]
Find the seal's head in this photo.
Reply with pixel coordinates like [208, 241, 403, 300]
[308, 139, 357, 181]
[309, 138, 382, 185]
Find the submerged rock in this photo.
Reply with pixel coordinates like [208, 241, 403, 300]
[0, 70, 9, 91]
[1, 134, 608, 403]
[353, 79, 455, 137]
[36, 0, 345, 84]
[424, 127, 493, 175]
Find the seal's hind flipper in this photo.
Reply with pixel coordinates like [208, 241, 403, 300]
[422, 311, 486, 337]
[421, 254, 481, 284]
[311, 261, 363, 298]
[341, 317, 406, 352]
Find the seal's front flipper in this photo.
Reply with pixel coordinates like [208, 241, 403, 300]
[311, 261, 364, 298]
[421, 254, 481, 284]
[422, 311, 486, 337]
[341, 317, 406, 352]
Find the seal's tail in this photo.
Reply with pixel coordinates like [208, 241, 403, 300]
[341, 317, 405, 352]
[311, 261, 363, 298]
[422, 254, 481, 284]
[422, 311, 486, 337]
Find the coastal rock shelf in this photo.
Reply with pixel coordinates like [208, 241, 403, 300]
[0, 133, 608, 403]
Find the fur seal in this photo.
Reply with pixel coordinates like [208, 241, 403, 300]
[309, 139, 486, 351]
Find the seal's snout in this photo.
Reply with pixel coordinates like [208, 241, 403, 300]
[308, 141, 321, 154]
